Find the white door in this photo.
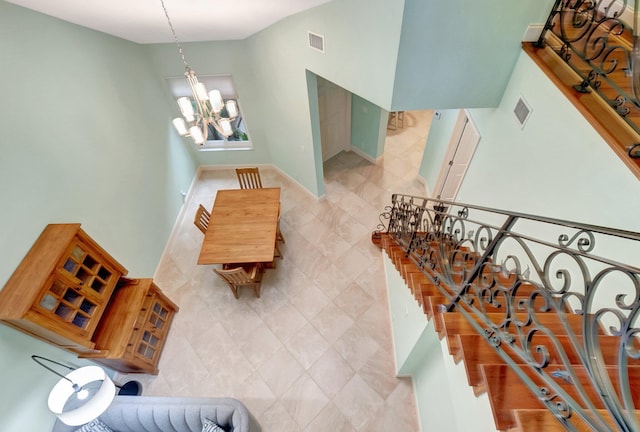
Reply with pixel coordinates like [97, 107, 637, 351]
[433, 110, 480, 201]
[317, 77, 351, 161]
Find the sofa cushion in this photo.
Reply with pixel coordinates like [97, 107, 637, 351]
[73, 419, 114, 432]
[202, 418, 225, 432]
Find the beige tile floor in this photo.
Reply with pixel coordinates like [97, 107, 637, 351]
[132, 110, 434, 431]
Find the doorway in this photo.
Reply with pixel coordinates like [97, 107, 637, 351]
[317, 76, 352, 161]
[432, 110, 480, 201]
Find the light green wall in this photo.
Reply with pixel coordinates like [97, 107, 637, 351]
[241, 0, 405, 195]
[305, 72, 327, 197]
[391, 0, 555, 110]
[350, 95, 386, 160]
[145, 0, 406, 197]
[459, 51, 640, 232]
[0, 4, 196, 430]
[144, 40, 273, 167]
[419, 109, 459, 189]
[383, 254, 429, 373]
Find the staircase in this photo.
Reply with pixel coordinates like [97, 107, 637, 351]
[529, 1, 640, 180]
[373, 194, 640, 431]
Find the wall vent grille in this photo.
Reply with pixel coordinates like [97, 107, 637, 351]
[514, 97, 532, 129]
[308, 32, 325, 53]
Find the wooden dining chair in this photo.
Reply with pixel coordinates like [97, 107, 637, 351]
[214, 264, 264, 299]
[194, 204, 210, 235]
[276, 204, 285, 244]
[236, 167, 263, 189]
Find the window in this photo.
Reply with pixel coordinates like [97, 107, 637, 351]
[166, 74, 252, 151]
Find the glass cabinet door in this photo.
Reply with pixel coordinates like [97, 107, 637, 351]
[59, 242, 114, 301]
[36, 276, 100, 335]
[128, 294, 172, 366]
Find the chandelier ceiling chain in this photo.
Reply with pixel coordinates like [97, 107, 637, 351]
[159, 0, 239, 145]
[159, 0, 188, 69]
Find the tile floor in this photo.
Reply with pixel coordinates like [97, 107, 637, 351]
[132, 110, 434, 431]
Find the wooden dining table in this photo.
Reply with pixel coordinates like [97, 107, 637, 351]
[197, 187, 281, 265]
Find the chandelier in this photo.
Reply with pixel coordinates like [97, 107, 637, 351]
[160, 0, 238, 145]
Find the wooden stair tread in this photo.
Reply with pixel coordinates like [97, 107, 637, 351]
[441, 312, 596, 356]
[380, 233, 634, 432]
[514, 408, 640, 432]
[483, 364, 640, 430]
[457, 333, 637, 389]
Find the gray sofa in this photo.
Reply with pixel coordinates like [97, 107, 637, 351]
[52, 396, 261, 432]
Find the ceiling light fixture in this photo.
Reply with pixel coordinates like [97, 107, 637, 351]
[160, 0, 238, 145]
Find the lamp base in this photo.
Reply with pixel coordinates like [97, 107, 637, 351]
[117, 381, 142, 396]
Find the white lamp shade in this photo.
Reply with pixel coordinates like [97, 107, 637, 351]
[209, 90, 224, 113]
[194, 82, 209, 101]
[177, 97, 195, 122]
[225, 100, 238, 118]
[189, 125, 205, 144]
[48, 366, 115, 426]
[219, 118, 233, 137]
[172, 118, 188, 136]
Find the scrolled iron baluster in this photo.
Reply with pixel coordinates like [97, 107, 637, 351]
[628, 143, 640, 158]
[375, 205, 393, 234]
[582, 268, 640, 430]
[632, 0, 640, 105]
[560, 43, 573, 62]
[472, 225, 494, 255]
[612, 95, 631, 116]
[457, 206, 469, 219]
[597, 41, 627, 76]
[559, 0, 597, 43]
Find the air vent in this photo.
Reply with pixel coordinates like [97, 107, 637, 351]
[308, 31, 325, 53]
[513, 96, 532, 129]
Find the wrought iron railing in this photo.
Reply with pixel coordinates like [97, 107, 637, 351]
[537, 0, 640, 158]
[378, 193, 640, 431]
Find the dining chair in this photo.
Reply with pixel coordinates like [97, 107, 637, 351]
[194, 204, 210, 235]
[235, 167, 263, 189]
[214, 264, 264, 298]
[276, 205, 285, 244]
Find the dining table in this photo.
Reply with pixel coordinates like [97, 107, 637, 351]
[197, 187, 281, 265]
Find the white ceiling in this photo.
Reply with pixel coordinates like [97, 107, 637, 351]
[5, 0, 334, 44]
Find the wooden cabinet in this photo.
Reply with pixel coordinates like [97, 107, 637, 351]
[86, 278, 178, 375]
[0, 224, 178, 375]
[0, 224, 126, 352]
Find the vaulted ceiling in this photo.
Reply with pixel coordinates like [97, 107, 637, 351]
[4, 0, 335, 43]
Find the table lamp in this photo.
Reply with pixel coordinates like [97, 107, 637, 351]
[32, 355, 116, 426]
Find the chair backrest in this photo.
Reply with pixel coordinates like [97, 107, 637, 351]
[236, 167, 263, 189]
[194, 204, 210, 235]
[214, 267, 254, 285]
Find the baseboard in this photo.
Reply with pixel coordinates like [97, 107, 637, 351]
[349, 147, 378, 164]
[523, 24, 544, 42]
[416, 174, 432, 198]
[153, 170, 199, 281]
